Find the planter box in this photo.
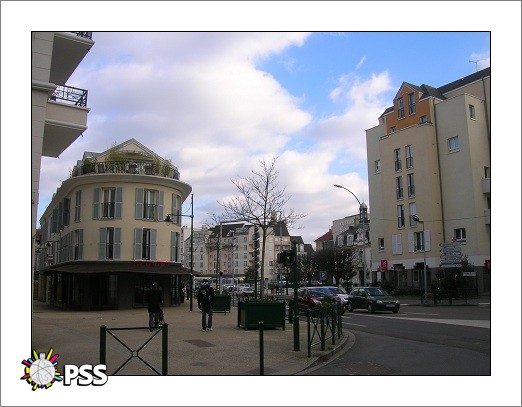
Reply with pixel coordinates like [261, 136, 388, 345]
[213, 294, 231, 314]
[238, 300, 286, 330]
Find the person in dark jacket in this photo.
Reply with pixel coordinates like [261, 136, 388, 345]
[196, 280, 215, 331]
[148, 282, 163, 331]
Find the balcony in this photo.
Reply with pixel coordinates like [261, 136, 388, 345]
[50, 32, 94, 85]
[481, 178, 490, 194]
[43, 85, 89, 157]
[74, 160, 180, 180]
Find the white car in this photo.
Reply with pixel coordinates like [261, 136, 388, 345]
[236, 286, 255, 297]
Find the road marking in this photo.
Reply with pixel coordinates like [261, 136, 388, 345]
[378, 316, 490, 328]
[401, 312, 440, 316]
[343, 322, 367, 327]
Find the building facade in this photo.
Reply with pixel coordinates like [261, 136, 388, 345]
[366, 68, 490, 294]
[32, 31, 94, 296]
[36, 139, 194, 310]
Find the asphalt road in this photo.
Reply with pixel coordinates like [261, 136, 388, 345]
[304, 303, 491, 375]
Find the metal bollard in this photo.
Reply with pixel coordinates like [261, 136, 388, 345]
[100, 325, 107, 365]
[259, 321, 264, 375]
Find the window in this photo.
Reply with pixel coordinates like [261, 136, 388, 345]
[378, 238, 384, 251]
[102, 228, 115, 259]
[484, 166, 490, 179]
[414, 231, 424, 251]
[469, 104, 476, 119]
[74, 190, 81, 222]
[73, 229, 83, 260]
[397, 205, 405, 228]
[394, 148, 402, 171]
[448, 136, 460, 152]
[143, 190, 157, 220]
[408, 93, 416, 115]
[390, 126, 396, 134]
[397, 97, 405, 119]
[420, 115, 427, 124]
[407, 173, 415, 197]
[142, 229, 152, 260]
[396, 176, 404, 199]
[409, 203, 417, 226]
[375, 160, 381, 173]
[405, 145, 413, 168]
[101, 188, 116, 218]
[454, 228, 467, 243]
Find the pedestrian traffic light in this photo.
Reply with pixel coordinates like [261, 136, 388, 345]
[278, 250, 295, 266]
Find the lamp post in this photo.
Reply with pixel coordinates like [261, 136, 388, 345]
[165, 193, 194, 311]
[334, 184, 367, 286]
[411, 215, 427, 304]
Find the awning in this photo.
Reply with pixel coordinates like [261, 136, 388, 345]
[39, 260, 202, 276]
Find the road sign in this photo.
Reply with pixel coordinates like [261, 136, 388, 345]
[463, 271, 476, 277]
[440, 242, 462, 249]
[440, 256, 463, 262]
[440, 263, 462, 268]
[319, 271, 327, 281]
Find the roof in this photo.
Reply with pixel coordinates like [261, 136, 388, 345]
[380, 66, 491, 117]
[314, 229, 333, 243]
[39, 260, 199, 276]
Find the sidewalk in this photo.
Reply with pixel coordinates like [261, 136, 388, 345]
[31, 300, 352, 376]
[398, 294, 491, 307]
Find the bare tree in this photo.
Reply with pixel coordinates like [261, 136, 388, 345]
[219, 157, 305, 297]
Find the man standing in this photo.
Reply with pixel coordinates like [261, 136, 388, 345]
[148, 282, 163, 332]
[197, 279, 215, 331]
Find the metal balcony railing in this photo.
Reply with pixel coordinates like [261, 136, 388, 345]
[71, 32, 93, 39]
[76, 160, 180, 180]
[51, 85, 88, 107]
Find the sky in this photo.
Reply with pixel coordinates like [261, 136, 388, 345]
[35, 30, 491, 244]
[2, 1, 522, 406]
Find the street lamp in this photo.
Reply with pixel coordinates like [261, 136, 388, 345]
[334, 184, 367, 286]
[411, 215, 428, 304]
[165, 193, 194, 311]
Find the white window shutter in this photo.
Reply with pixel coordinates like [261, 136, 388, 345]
[425, 230, 431, 252]
[408, 232, 415, 252]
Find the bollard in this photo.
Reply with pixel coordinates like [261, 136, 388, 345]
[259, 321, 264, 375]
[162, 324, 168, 375]
[100, 325, 107, 365]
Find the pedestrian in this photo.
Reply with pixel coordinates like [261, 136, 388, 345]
[148, 282, 163, 332]
[196, 279, 215, 331]
[179, 283, 185, 304]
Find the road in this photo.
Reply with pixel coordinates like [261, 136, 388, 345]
[304, 302, 491, 375]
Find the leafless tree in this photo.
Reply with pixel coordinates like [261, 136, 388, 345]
[219, 157, 306, 297]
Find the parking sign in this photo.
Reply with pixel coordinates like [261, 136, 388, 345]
[320, 271, 327, 281]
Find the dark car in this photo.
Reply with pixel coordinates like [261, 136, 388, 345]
[297, 286, 346, 315]
[347, 287, 400, 314]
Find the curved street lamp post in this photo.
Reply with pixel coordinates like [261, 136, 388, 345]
[334, 184, 367, 287]
[165, 193, 194, 311]
[411, 215, 428, 304]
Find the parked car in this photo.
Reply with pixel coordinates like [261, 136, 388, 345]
[322, 286, 349, 308]
[297, 286, 346, 315]
[347, 287, 400, 314]
[222, 284, 235, 292]
[236, 285, 255, 298]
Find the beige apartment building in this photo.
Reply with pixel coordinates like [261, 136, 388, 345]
[36, 139, 195, 310]
[32, 32, 95, 293]
[366, 67, 490, 294]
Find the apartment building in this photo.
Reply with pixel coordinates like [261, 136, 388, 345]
[32, 32, 94, 294]
[332, 213, 371, 286]
[36, 139, 195, 310]
[366, 67, 490, 294]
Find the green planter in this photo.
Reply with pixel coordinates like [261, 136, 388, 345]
[237, 300, 286, 330]
[213, 294, 231, 314]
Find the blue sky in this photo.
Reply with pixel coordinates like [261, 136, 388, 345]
[2, 1, 521, 405]
[32, 30, 490, 244]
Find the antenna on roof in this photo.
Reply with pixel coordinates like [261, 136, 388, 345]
[469, 59, 485, 72]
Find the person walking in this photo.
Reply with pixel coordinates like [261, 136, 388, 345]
[148, 282, 163, 332]
[197, 279, 215, 331]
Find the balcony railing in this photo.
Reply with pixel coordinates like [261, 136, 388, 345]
[50, 85, 88, 107]
[76, 160, 180, 180]
[71, 32, 93, 39]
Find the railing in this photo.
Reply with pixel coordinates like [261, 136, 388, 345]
[306, 303, 343, 357]
[71, 31, 93, 39]
[50, 85, 88, 107]
[77, 160, 180, 180]
[100, 324, 168, 375]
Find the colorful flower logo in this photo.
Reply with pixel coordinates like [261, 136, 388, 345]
[21, 348, 62, 391]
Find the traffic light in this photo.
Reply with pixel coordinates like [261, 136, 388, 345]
[278, 250, 295, 266]
[253, 226, 260, 271]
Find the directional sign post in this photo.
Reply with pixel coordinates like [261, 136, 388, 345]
[440, 242, 463, 268]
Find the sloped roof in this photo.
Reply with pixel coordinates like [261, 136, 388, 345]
[314, 229, 333, 243]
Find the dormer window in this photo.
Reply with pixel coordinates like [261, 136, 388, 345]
[408, 93, 416, 114]
[397, 97, 405, 119]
